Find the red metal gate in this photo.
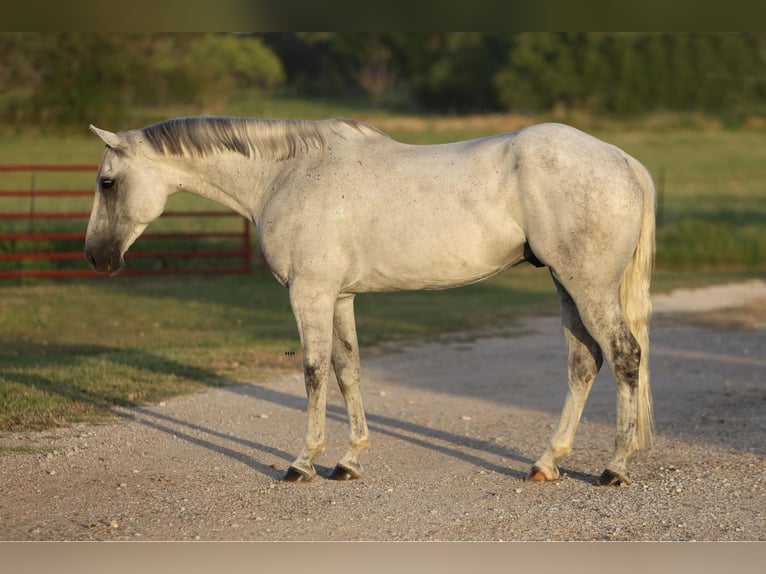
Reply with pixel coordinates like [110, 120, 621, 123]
[0, 165, 256, 278]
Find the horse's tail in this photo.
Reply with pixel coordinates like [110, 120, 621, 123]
[619, 154, 656, 450]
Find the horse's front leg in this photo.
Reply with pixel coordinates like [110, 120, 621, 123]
[327, 294, 370, 480]
[283, 282, 336, 482]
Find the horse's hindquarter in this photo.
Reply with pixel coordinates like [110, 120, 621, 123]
[512, 124, 646, 279]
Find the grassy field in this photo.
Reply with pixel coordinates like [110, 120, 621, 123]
[1, 100, 764, 437]
[597, 129, 766, 270]
[0, 267, 561, 433]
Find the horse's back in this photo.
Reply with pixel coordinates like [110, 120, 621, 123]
[263, 122, 647, 294]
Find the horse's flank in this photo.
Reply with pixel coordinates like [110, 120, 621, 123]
[140, 117, 387, 162]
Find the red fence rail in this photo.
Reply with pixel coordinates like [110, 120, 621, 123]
[0, 165, 257, 279]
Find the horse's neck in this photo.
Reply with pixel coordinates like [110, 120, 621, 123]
[177, 154, 276, 222]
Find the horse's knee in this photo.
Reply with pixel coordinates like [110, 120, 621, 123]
[303, 362, 327, 392]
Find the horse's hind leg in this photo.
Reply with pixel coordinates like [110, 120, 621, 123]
[528, 277, 603, 482]
[562, 285, 642, 486]
[327, 294, 370, 480]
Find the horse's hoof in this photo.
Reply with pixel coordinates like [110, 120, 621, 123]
[596, 469, 631, 487]
[327, 463, 362, 481]
[282, 466, 314, 483]
[525, 465, 558, 482]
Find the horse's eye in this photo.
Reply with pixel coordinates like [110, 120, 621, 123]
[100, 178, 115, 190]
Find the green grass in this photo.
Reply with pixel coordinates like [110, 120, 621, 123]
[0, 267, 559, 434]
[595, 129, 766, 271]
[1, 100, 764, 436]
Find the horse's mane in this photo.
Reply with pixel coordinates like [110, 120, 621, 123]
[141, 117, 386, 161]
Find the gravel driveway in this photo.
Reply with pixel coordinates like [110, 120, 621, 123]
[1, 282, 764, 541]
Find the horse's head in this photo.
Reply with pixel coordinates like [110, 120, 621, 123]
[85, 125, 169, 274]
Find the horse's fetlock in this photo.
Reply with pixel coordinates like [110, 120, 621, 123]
[551, 444, 572, 459]
[305, 441, 325, 455]
[351, 436, 370, 450]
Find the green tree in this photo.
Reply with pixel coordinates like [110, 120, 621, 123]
[131, 33, 286, 112]
[184, 34, 285, 110]
[495, 33, 586, 113]
[493, 32, 766, 117]
[410, 33, 508, 113]
[0, 33, 285, 131]
[22, 34, 134, 129]
[716, 33, 766, 113]
[320, 33, 406, 106]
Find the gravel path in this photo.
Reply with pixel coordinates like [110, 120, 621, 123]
[1, 282, 764, 541]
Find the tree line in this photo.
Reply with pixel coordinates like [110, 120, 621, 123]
[2, 32, 765, 130]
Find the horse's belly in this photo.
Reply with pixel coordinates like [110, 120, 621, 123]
[348, 222, 526, 292]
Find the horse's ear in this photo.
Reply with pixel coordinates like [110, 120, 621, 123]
[89, 125, 124, 150]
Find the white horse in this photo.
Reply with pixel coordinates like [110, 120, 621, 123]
[86, 117, 655, 486]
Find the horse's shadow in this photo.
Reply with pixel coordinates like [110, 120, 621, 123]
[118, 380, 590, 483]
[1, 341, 601, 483]
[115, 405, 292, 480]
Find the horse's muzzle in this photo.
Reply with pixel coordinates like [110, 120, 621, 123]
[85, 245, 124, 275]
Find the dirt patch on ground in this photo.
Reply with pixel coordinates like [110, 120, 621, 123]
[1, 281, 764, 541]
[652, 280, 766, 330]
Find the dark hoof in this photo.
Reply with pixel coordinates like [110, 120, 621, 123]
[596, 469, 631, 487]
[282, 466, 314, 483]
[327, 464, 361, 481]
